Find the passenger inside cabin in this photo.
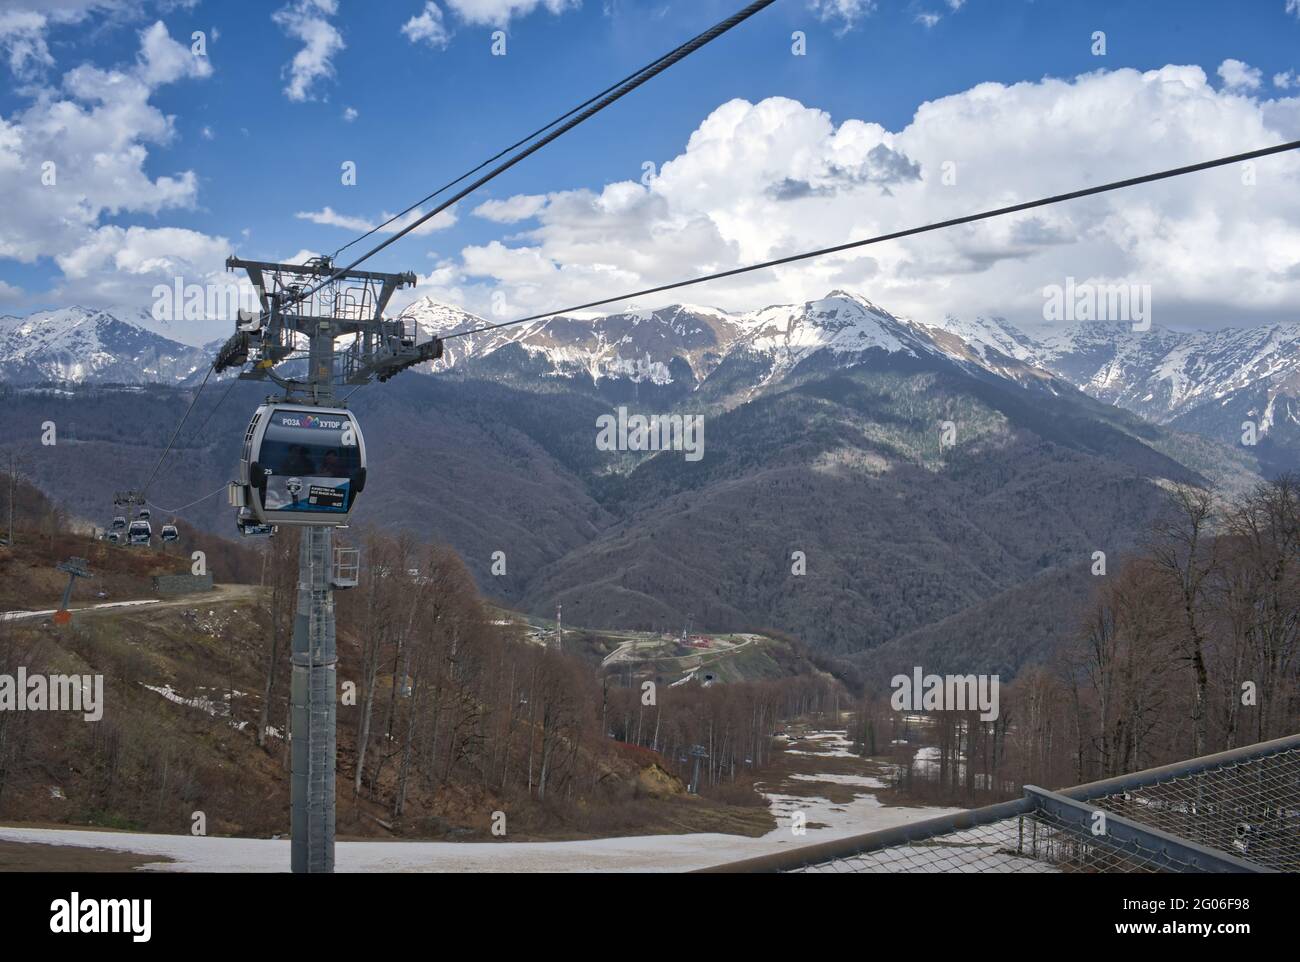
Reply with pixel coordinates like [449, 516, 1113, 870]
[282, 445, 316, 474]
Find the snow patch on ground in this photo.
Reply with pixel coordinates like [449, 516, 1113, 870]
[0, 725, 961, 872]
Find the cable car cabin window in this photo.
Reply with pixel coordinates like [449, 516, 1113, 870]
[257, 409, 361, 515]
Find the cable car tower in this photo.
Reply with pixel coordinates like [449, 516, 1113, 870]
[219, 255, 441, 873]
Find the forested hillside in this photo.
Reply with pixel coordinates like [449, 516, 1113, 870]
[0, 484, 840, 838]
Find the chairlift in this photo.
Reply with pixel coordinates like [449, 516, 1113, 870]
[160, 524, 180, 542]
[127, 519, 152, 546]
[230, 403, 366, 527]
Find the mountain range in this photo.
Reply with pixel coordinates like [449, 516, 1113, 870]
[5, 295, 1297, 476]
[0, 291, 1290, 678]
[0, 307, 212, 386]
[398, 294, 1300, 474]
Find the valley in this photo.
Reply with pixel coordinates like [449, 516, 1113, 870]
[0, 289, 1283, 678]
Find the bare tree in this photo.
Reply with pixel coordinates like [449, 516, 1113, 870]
[1147, 484, 1219, 757]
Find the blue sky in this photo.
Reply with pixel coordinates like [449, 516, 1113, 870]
[4, 0, 1300, 341]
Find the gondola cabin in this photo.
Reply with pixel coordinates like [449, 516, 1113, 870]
[138, 508, 151, 522]
[111, 516, 127, 530]
[232, 404, 366, 527]
[127, 519, 152, 546]
[160, 524, 180, 542]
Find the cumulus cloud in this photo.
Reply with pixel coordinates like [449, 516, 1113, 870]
[136, 19, 212, 85]
[343, 105, 358, 121]
[473, 194, 549, 223]
[0, 279, 25, 304]
[0, 19, 235, 339]
[400, 0, 577, 51]
[0, 9, 56, 77]
[423, 66, 1300, 330]
[0, 20, 213, 264]
[443, 0, 579, 27]
[57, 224, 229, 282]
[295, 204, 459, 235]
[402, 1, 451, 48]
[0, 2, 129, 79]
[273, 0, 344, 102]
[1218, 58, 1262, 91]
[808, 0, 876, 34]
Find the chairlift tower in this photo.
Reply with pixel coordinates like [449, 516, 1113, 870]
[53, 557, 92, 626]
[688, 744, 709, 795]
[113, 490, 145, 510]
[220, 255, 440, 874]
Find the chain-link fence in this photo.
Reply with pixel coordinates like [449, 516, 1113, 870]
[701, 733, 1300, 874]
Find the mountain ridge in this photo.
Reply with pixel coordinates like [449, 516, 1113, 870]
[4, 290, 1296, 477]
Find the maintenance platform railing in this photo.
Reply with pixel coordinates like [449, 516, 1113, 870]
[701, 732, 1300, 873]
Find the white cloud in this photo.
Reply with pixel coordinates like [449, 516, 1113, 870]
[1275, 70, 1297, 90]
[0, 279, 24, 304]
[914, 0, 967, 30]
[473, 194, 548, 223]
[272, 0, 344, 102]
[1289, 0, 1300, 19]
[1218, 58, 1262, 91]
[342, 105, 358, 121]
[136, 19, 212, 86]
[443, 0, 579, 28]
[427, 66, 1300, 330]
[0, 21, 214, 264]
[57, 224, 229, 281]
[808, 0, 876, 34]
[0, 19, 233, 336]
[0, 2, 130, 79]
[295, 204, 459, 235]
[402, 1, 451, 48]
[0, 9, 55, 77]
[399, 0, 577, 51]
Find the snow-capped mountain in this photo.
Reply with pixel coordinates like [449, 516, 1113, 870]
[1022, 320, 1300, 422]
[942, 317, 1300, 465]
[0, 307, 210, 385]
[4, 294, 1297, 470]
[400, 295, 744, 386]
[408, 289, 1067, 398]
[394, 291, 1300, 469]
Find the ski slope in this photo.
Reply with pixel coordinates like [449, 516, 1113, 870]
[0, 731, 961, 872]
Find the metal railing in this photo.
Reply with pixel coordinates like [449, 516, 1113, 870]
[699, 732, 1300, 873]
[332, 546, 360, 589]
